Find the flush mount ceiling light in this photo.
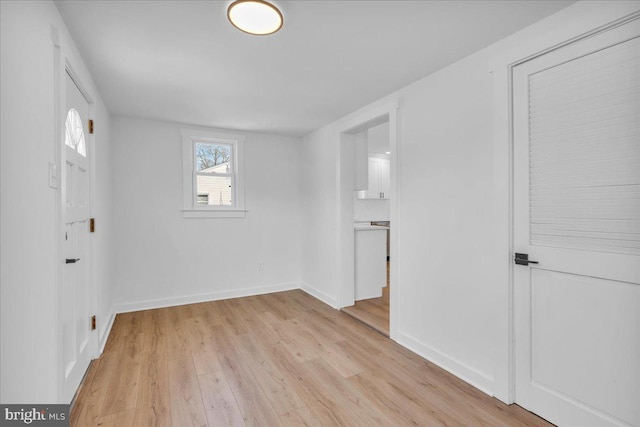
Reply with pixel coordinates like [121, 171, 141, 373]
[227, 0, 283, 36]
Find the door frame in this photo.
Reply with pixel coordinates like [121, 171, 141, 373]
[336, 99, 399, 339]
[52, 27, 100, 403]
[499, 9, 640, 405]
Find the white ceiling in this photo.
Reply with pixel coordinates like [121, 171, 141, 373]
[55, 0, 575, 137]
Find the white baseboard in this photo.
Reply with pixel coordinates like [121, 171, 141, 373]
[300, 282, 338, 308]
[98, 311, 115, 353]
[395, 331, 495, 397]
[114, 281, 300, 314]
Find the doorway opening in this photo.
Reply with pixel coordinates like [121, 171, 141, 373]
[336, 101, 398, 338]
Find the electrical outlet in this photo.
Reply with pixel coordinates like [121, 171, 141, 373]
[258, 262, 264, 272]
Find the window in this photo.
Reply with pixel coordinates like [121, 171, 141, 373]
[181, 129, 246, 218]
[64, 108, 86, 157]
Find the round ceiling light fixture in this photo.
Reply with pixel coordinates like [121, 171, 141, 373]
[227, 0, 283, 36]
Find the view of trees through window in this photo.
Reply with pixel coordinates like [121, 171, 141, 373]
[194, 142, 233, 206]
[195, 142, 231, 171]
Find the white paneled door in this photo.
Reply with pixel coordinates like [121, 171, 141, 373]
[61, 70, 93, 403]
[513, 18, 640, 427]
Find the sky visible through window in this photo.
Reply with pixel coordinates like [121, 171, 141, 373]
[195, 142, 231, 172]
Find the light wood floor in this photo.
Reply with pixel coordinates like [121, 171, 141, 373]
[71, 290, 551, 427]
[342, 262, 390, 336]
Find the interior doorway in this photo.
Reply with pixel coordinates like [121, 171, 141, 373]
[336, 101, 399, 338]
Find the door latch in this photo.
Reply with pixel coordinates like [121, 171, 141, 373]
[514, 253, 539, 266]
[66, 258, 80, 264]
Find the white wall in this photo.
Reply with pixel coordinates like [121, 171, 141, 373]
[299, 0, 639, 402]
[300, 125, 341, 306]
[353, 198, 390, 222]
[367, 122, 390, 155]
[94, 94, 115, 349]
[0, 0, 114, 403]
[111, 117, 302, 311]
[395, 45, 500, 394]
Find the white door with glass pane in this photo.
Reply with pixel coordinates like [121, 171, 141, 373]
[62, 71, 94, 402]
[513, 18, 640, 427]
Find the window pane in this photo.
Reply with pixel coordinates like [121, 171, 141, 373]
[196, 175, 232, 206]
[195, 143, 232, 172]
[65, 108, 86, 157]
[196, 194, 209, 205]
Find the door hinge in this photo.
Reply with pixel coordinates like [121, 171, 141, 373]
[88, 119, 94, 134]
[90, 218, 95, 233]
[91, 315, 96, 331]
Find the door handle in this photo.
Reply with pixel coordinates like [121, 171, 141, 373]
[66, 258, 80, 264]
[514, 253, 538, 266]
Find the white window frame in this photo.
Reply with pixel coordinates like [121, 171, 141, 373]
[181, 128, 246, 218]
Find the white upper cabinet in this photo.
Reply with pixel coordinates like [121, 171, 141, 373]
[361, 157, 390, 199]
[355, 121, 390, 199]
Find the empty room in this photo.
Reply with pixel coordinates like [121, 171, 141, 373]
[1, 1, 639, 426]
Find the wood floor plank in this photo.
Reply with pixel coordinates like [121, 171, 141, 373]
[136, 349, 171, 427]
[73, 290, 552, 427]
[141, 309, 167, 355]
[69, 358, 100, 426]
[102, 312, 135, 355]
[231, 297, 278, 336]
[292, 310, 346, 344]
[100, 332, 144, 416]
[341, 303, 389, 336]
[272, 318, 326, 363]
[177, 302, 199, 320]
[71, 353, 117, 427]
[198, 371, 245, 427]
[213, 335, 285, 427]
[101, 318, 123, 354]
[165, 306, 191, 362]
[232, 333, 305, 415]
[242, 295, 270, 316]
[301, 357, 396, 427]
[211, 326, 261, 393]
[212, 326, 292, 425]
[167, 354, 208, 427]
[348, 370, 450, 426]
[133, 406, 172, 427]
[217, 299, 250, 336]
[195, 301, 225, 328]
[263, 343, 326, 406]
[229, 384, 284, 427]
[96, 408, 137, 427]
[278, 406, 321, 427]
[339, 338, 510, 425]
[259, 293, 299, 321]
[318, 341, 364, 378]
[184, 316, 223, 375]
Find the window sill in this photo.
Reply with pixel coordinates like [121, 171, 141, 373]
[182, 209, 247, 219]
